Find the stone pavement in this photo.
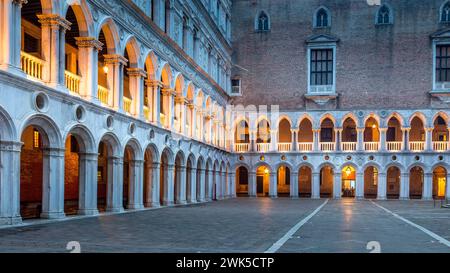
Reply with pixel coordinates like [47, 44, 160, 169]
[0, 198, 449, 253]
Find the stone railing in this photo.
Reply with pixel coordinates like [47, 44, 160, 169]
[234, 143, 249, 153]
[364, 142, 379, 152]
[409, 141, 425, 151]
[278, 143, 291, 152]
[98, 85, 109, 105]
[21, 51, 45, 80]
[386, 141, 402, 151]
[65, 70, 81, 94]
[341, 142, 357, 152]
[320, 142, 335, 152]
[298, 142, 313, 152]
[433, 141, 448, 152]
[123, 97, 132, 114]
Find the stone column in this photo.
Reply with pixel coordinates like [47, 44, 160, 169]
[423, 172, 433, 200]
[446, 172, 450, 202]
[290, 171, 299, 198]
[230, 172, 237, 198]
[127, 160, 144, 209]
[291, 129, 298, 151]
[0, 0, 26, 73]
[335, 128, 342, 151]
[425, 128, 433, 152]
[127, 68, 147, 119]
[198, 168, 206, 202]
[402, 128, 410, 151]
[377, 172, 387, 200]
[75, 37, 103, 102]
[269, 173, 277, 198]
[207, 170, 213, 201]
[312, 172, 320, 199]
[38, 14, 71, 88]
[144, 161, 153, 207]
[0, 141, 22, 225]
[357, 128, 364, 151]
[333, 173, 342, 199]
[270, 129, 277, 152]
[106, 156, 124, 212]
[104, 54, 128, 112]
[400, 172, 409, 200]
[249, 171, 257, 197]
[176, 166, 187, 204]
[250, 130, 257, 152]
[188, 167, 197, 203]
[380, 128, 387, 152]
[163, 164, 175, 206]
[313, 129, 319, 152]
[148, 80, 162, 125]
[77, 152, 99, 216]
[41, 148, 66, 219]
[355, 172, 364, 199]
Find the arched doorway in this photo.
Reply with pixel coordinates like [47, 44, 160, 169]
[236, 166, 249, 196]
[256, 165, 270, 197]
[298, 166, 312, 198]
[386, 166, 400, 199]
[277, 166, 290, 197]
[364, 166, 378, 199]
[63, 135, 80, 215]
[186, 155, 195, 203]
[122, 145, 134, 209]
[20, 125, 45, 219]
[160, 149, 173, 206]
[433, 166, 447, 200]
[341, 166, 356, 198]
[174, 152, 185, 204]
[410, 166, 424, 199]
[320, 166, 334, 198]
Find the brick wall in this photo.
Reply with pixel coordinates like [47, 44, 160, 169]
[231, 0, 448, 110]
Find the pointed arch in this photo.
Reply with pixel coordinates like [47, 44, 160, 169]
[255, 10, 270, 31]
[376, 4, 393, 25]
[313, 6, 331, 28]
[440, 0, 450, 23]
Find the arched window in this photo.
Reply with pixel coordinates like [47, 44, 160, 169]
[256, 11, 270, 31]
[315, 8, 330, 28]
[442, 1, 450, 23]
[376, 5, 392, 25]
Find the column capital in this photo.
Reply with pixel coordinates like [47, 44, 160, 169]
[401, 127, 411, 132]
[103, 54, 128, 66]
[146, 79, 163, 88]
[13, 0, 28, 7]
[127, 67, 147, 78]
[174, 96, 187, 104]
[379, 127, 388, 132]
[75, 37, 103, 51]
[37, 14, 72, 31]
[161, 88, 175, 96]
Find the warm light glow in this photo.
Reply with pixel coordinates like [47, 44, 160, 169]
[345, 166, 352, 176]
[372, 124, 377, 129]
[103, 65, 109, 74]
[264, 169, 269, 174]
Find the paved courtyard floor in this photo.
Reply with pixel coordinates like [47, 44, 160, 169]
[0, 198, 449, 253]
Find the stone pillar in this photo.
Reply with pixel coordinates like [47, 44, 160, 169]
[104, 54, 127, 112]
[206, 170, 213, 201]
[269, 173, 277, 198]
[75, 37, 103, 102]
[270, 129, 277, 152]
[161, 87, 174, 129]
[106, 156, 124, 212]
[446, 172, 450, 203]
[425, 128, 433, 152]
[290, 171, 299, 198]
[0, 141, 22, 225]
[188, 167, 197, 203]
[357, 128, 364, 151]
[249, 171, 257, 197]
[163, 164, 175, 206]
[127, 68, 147, 119]
[379, 128, 387, 152]
[41, 148, 66, 219]
[377, 172, 387, 200]
[400, 172, 409, 200]
[292, 129, 298, 151]
[150, 162, 161, 207]
[0, 0, 26, 73]
[250, 130, 257, 152]
[38, 14, 71, 88]
[127, 160, 144, 209]
[335, 128, 342, 151]
[77, 152, 99, 216]
[333, 173, 342, 199]
[355, 172, 364, 199]
[313, 129, 319, 152]
[402, 128, 410, 151]
[423, 172, 433, 200]
[148, 80, 162, 125]
[312, 172, 320, 199]
[198, 168, 206, 202]
[176, 166, 187, 204]
[230, 172, 237, 198]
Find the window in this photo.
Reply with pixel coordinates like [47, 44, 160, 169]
[33, 129, 41, 149]
[315, 8, 330, 28]
[442, 2, 450, 23]
[310, 49, 333, 86]
[231, 78, 241, 94]
[256, 12, 270, 31]
[376, 5, 392, 25]
[436, 45, 450, 82]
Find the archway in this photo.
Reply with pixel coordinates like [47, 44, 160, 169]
[256, 165, 270, 197]
[298, 118, 313, 151]
[320, 166, 333, 198]
[278, 118, 291, 152]
[234, 119, 250, 152]
[409, 116, 425, 151]
[174, 152, 185, 204]
[341, 166, 356, 198]
[364, 117, 380, 151]
[320, 118, 335, 151]
[433, 116, 449, 151]
[20, 125, 45, 219]
[256, 119, 270, 152]
[364, 166, 378, 199]
[298, 166, 312, 197]
[277, 165, 290, 197]
[160, 148, 173, 206]
[386, 166, 400, 199]
[236, 166, 249, 196]
[205, 161, 211, 201]
[410, 166, 424, 199]
[196, 157, 204, 201]
[186, 155, 195, 203]
[63, 135, 80, 215]
[342, 117, 357, 151]
[143, 145, 158, 207]
[433, 166, 447, 200]
[386, 116, 403, 151]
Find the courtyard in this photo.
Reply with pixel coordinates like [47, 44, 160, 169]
[0, 198, 449, 253]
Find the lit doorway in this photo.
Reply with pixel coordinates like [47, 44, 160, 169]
[342, 166, 356, 198]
